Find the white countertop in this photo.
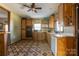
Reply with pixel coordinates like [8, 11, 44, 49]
[52, 32, 75, 37]
[50, 26, 75, 37]
[49, 31, 75, 37]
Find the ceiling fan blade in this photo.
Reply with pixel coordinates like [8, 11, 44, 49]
[35, 7, 42, 9]
[27, 8, 32, 12]
[20, 6, 25, 9]
[23, 4, 30, 8]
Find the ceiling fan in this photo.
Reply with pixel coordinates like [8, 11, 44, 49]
[21, 3, 42, 13]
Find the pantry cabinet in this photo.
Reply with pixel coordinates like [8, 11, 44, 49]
[21, 18, 32, 40]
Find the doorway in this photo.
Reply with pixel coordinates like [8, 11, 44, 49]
[0, 6, 10, 56]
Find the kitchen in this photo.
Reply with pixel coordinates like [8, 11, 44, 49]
[21, 3, 76, 56]
[0, 3, 77, 56]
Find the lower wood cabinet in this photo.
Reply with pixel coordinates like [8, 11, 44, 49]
[57, 37, 76, 56]
[0, 33, 7, 56]
[0, 34, 4, 55]
[33, 32, 46, 41]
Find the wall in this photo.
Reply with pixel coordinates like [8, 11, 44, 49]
[10, 13, 21, 44]
[0, 4, 21, 44]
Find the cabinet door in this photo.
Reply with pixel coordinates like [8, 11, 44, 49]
[63, 4, 73, 26]
[21, 30, 26, 39]
[72, 4, 76, 26]
[0, 34, 4, 55]
[21, 19, 27, 39]
[57, 37, 66, 56]
[26, 19, 32, 26]
[0, 34, 7, 56]
[57, 37, 76, 56]
[66, 37, 76, 56]
[21, 19, 26, 30]
[58, 4, 64, 22]
[49, 16, 55, 29]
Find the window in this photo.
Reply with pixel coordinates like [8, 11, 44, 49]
[34, 24, 41, 31]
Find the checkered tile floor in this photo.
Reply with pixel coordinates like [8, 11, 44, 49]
[8, 40, 53, 56]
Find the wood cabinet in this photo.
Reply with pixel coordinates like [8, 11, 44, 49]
[0, 34, 4, 56]
[26, 19, 32, 26]
[33, 32, 46, 41]
[49, 16, 55, 29]
[0, 33, 8, 56]
[57, 37, 76, 56]
[21, 18, 27, 39]
[58, 4, 63, 23]
[63, 4, 73, 26]
[58, 4, 75, 26]
[21, 18, 32, 40]
[46, 32, 51, 47]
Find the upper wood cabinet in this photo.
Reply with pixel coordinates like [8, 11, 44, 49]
[26, 19, 32, 27]
[63, 3, 73, 26]
[49, 16, 55, 29]
[21, 18, 32, 28]
[58, 4, 75, 26]
[58, 4, 63, 23]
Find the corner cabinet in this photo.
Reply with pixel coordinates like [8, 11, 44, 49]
[58, 4, 76, 26]
[57, 37, 76, 56]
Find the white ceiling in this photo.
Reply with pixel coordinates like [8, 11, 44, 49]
[2, 3, 59, 18]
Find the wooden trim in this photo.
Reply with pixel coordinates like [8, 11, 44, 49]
[75, 4, 79, 56]
[21, 18, 22, 40]
[0, 6, 10, 12]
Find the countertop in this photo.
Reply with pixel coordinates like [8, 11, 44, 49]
[0, 32, 5, 34]
[48, 31, 75, 37]
[0, 32, 11, 34]
[52, 32, 75, 37]
[49, 26, 75, 37]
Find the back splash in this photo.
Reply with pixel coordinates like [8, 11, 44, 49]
[64, 26, 75, 33]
